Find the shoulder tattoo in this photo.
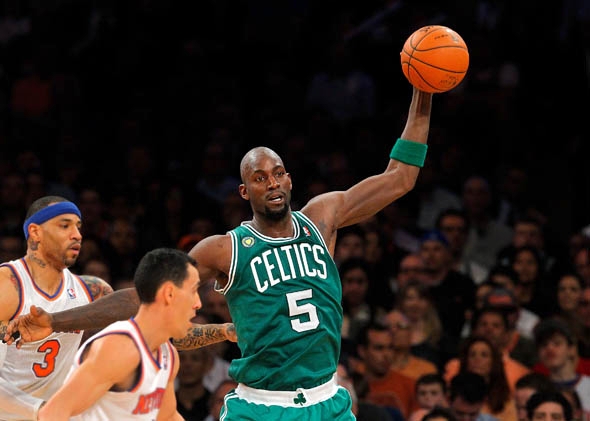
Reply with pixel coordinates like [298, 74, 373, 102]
[79, 275, 114, 299]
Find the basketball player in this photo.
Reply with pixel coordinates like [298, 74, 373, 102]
[7, 86, 433, 420]
[0, 196, 114, 420]
[38, 248, 200, 420]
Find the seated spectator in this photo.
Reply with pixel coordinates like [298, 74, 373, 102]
[532, 317, 590, 416]
[338, 363, 396, 421]
[340, 257, 378, 344]
[397, 279, 455, 370]
[175, 347, 214, 420]
[445, 308, 531, 393]
[448, 372, 498, 421]
[356, 323, 419, 419]
[408, 373, 448, 421]
[513, 372, 557, 421]
[382, 309, 438, 380]
[525, 391, 573, 421]
[449, 335, 517, 421]
[481, 288, 537, 367]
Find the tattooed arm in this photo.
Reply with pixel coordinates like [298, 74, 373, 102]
[172, 322, 237, 351]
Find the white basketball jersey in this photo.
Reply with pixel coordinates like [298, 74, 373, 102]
[0, 258, 94, 419]
[72, 319, 175, 420]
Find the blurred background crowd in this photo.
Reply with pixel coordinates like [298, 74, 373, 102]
[1, 1, 590, 420]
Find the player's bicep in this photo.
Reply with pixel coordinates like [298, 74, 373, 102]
[190, 235, 232, 282]
[0, 268, 22, 324]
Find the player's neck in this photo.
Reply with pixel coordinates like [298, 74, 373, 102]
[24, 254, 64, 293]
[249, 214, 293, 238]
[134, 309, 170, 354]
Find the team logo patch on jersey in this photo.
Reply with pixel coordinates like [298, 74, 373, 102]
[242, 237, 255, 248]
[67, 288, 76, 299]
[303, 226, 311, 237]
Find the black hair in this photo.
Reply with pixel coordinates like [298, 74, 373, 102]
[449, 372, 488, 404]
[134, 247, 197, 303]
[526, 391, 572, 421]
[416, 373, 447, 394]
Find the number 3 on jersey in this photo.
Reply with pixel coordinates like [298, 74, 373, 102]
[33, 339, 60, 377]
[286, 289, 320, 332]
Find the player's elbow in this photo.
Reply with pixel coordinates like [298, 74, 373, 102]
[397, 170, 418, 194]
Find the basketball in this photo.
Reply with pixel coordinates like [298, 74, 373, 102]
[400, 25, 469, 93]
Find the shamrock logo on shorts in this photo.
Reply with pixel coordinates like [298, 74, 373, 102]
[293, 392, 307, 405]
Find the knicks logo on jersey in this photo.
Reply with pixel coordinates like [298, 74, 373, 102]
[250, 243, 328, 293]
[132, 388, 165, 414]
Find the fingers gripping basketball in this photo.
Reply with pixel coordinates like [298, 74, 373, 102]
[400, 25, 469, 93]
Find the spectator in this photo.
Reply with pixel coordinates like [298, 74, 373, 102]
[337, 363, 396, 421]
[436, 208, 488, 284]
[396, 280, 453, 370]
[334, 225, 366, 267]
[390, 252, 427, 294]
[419, 229, 476, 348]
[480, 288, 538, 368]
[510, 245, 554, 318]
[532, 317, 590, 416]
[448, 372, 498, 421]
[340, 257, 377, 344]
[486, 264, 541, 340]
[461, 175, 513, 273]
[525, 391, 573, 421]
[356, 323, 419, 419]
[573, 246, 590, 286]
[382, 309, 438, 380]
[176, 347, 213, 420]
[496, 216, 566, 282]
[408, 373, 449, 421]
[445, 309, 532, 393]
[513, 372, 557, 421]
[449, 335, 517, 420]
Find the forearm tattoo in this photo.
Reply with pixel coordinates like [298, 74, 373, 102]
[172, 323, 233, 351]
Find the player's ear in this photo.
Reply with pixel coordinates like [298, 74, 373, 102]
[160, 281, 176, 304]
[239, 184, 249, 200]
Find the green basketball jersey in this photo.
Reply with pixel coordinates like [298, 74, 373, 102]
[218, 211, 342, 391]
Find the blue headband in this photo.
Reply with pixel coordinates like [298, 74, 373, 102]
[23, 202, 82, 240]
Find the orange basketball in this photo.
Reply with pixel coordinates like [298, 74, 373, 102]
[400, 25, 469, 93]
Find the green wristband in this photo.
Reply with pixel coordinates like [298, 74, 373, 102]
[389, 138, 428, 167]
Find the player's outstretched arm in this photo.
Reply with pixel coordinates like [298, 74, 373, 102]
[303, 87, 433, 232]
[4, 288, 140, 345]
[171, 322, 237, 351]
